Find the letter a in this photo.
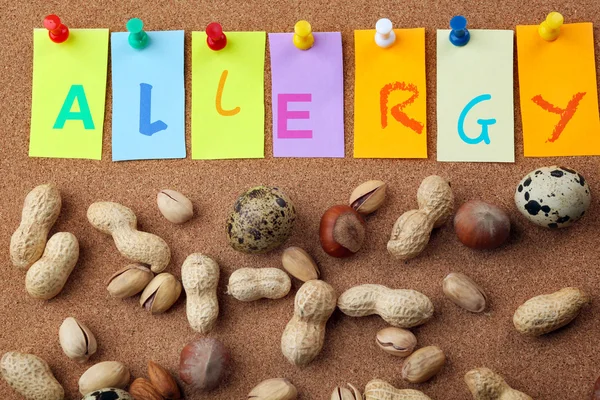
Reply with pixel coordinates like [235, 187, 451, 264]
[216, 70, 240, 116]
[53, 85, 95, 129]
[457, 94, 496, 145]
[139, 83, 168, 136]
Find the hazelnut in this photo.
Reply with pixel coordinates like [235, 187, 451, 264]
[454, 200, 510, 249]
[319, 205, 366, 258]
[179, 338, 229, 391]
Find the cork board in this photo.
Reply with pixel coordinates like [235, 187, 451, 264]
[1, 1, 599, 399]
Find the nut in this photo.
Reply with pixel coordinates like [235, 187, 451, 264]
[364, 379, 432, 400]
[442, 272, 487, 313]
[281, 280, 337, 366]
[320, 205, 366, 257]
[78, 361, 130, 395]
[140, 273, 182, 314]
[179, 338, 230, 391]
[513, 287, 590, 336]
[148, 360, 181, 399]
[227, 267, 291, 301]
[59, 317, 97, 363]
[388, 175, 453, 260]
[337, 284, 433, 328]
[281, 246, 320, 282]
[25, 232, 79, 300]
[87, 201, 171, 273]
[129, 377, 163, 400]
[248, 378, 298, 400]
[10, 183, 61, 270]
[82, 388, 133, 399]
[593, 375, 600, 400]
[401, 346, 445, 383]
[464, 368, 532, 400]
[107, 263, 154, 298]
[454, 200, 510, 249]
[331, 383, 362, 400]
[1, 351, 64, 400]
[181, 253, 220, 333]
[157, 189, 194, 224]
[376, 327, 416, 357]
[349, 180, 387, 215]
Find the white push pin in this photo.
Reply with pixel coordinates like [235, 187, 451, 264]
[375, 18, 396, 48]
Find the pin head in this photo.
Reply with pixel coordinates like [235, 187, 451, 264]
[375, 18, 396, 48]
[206, 22, 227, 51]
[43, 14, 69, 43]
[293, 20, 314, 50]
[539, 12, 564, 41]
[127, 18, 149, 49]
[449, 15, 470, 46]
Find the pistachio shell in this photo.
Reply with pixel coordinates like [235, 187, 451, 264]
[331, 383, 362, 400]
[140, 273, 182, 314]
[157, 189, 194, 224]
[349, 180, 387, 215]
[248, 378, 298, 399]
[401, 346, 446, 383]
[59, 317, 97, 363]
[281, 247, 320, 282]
[376, 327, 417, 357]
[107, 264, 153, 299]
[78, 361, 130, 395]
[442, 272, 487, 313]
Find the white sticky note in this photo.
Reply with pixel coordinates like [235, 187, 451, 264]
[436, 30, 515, 162]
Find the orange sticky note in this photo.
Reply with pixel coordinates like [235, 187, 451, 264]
[516, 22, 600, 157]
[353, 28, 427, 158]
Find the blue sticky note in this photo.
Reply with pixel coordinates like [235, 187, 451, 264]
[111, 30, 186, 161]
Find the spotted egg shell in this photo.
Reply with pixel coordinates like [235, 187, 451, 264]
[514, 166, 591, 229]
[82, 387, 133, 400]
[227, 186, 296, 253]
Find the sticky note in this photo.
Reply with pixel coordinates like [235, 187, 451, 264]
[111, 30, 185, 161]
[436, 30, 514, 162]
[516, 23, 600, 157]
[30, 29, 109, 159]
[191, 31, 266, 159]
[354, 28, 427, 158]
[269, 32, 344, 157]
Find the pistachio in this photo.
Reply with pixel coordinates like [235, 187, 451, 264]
[331, 383, 362, 400]
[107, 264, 154, 299]
[281, 247, 320, 282]
[78, 361, 130, 395]
[376, 327, 417, 357]
[140, 273, 182, 314]
[442, 272, 487, 313]
[248, 378, 298, 399]
[349, 180, 387, 215]
[157, 189, 194, 224]
[59, 317, 97, 363]
[401, 346, 446, 383]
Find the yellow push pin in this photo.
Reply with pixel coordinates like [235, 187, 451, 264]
[293, 20, 314, 50]
[538, 12, 564, 41]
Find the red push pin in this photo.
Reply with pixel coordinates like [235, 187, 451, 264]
[43, 15, 69, 43]
[206, 22, 227, 51]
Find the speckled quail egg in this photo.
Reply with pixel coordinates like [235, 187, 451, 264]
[515, 166, 591, 228]
[227, 186, 296, 253]
[82, 388, 133, 400]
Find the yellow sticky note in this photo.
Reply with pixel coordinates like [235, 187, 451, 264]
[516, 23, 600, 157]
[192, 31, 266, 159]
[354, 28, 427, 158]
[30, 29, 109, 159]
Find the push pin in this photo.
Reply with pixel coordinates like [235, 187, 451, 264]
[43, 15, 69, 43]
[538, 12, 563, 42]
[375, 18, 396, 48]
[293, 20, 314, 50]
[206, 22, 227, 51]
[449, 15, 470, 47]
[127, 18, 149, 49]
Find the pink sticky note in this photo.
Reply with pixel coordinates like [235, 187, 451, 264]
[269, 32, 345, 157]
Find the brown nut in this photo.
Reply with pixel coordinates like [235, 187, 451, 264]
[140, 273, 182, 314]
[349, 180, 387, 215]
[157, 189, 194, 224]
[107, 264, 154, 299]
[179, 338, 230, 391]
[319, 205, 366, 258]
[129, 377, 163, 400]
[442, 272, 487, 313]
[148, 360, 181, 399]
[331, 383, 362, 400]
[248, 378, 298, 400]
[454, 200, 510, 250]
[376, 327, 417, 357]
[401, 346, 445, 383]
[281, 247, 320, 281]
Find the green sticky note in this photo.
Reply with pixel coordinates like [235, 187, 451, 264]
[30, 29, 109, 159]
[192, 31, 266, 159]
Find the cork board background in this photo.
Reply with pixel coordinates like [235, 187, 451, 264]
[1, 0, 600, 399]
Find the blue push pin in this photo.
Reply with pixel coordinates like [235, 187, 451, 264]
[127, 18, 149, 49]
[449, 15, 470, 47]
